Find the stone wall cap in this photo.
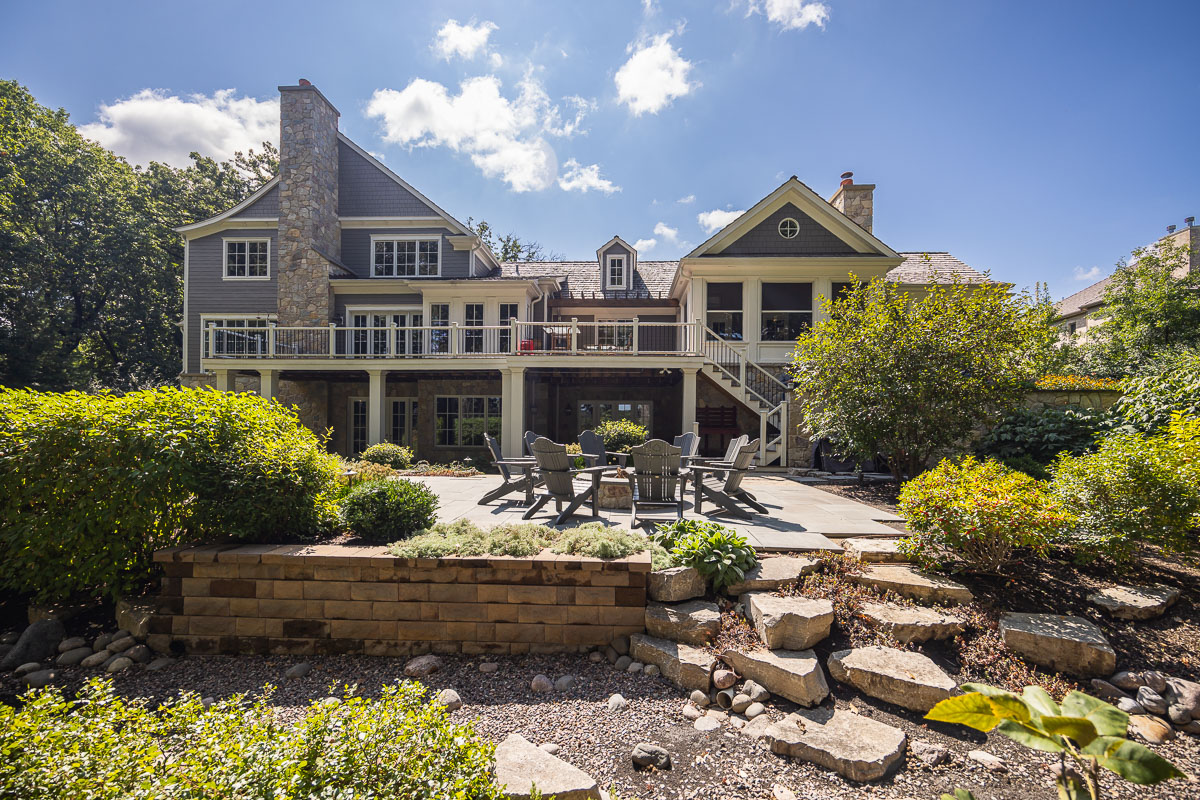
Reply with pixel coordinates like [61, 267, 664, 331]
[278, 84, 341, 117]
[153, 545, 651, 571]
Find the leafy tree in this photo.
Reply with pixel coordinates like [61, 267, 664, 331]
[0, 79, 276, 390]
[467, 217, 563, 261]
[789, 277, 1054, 481]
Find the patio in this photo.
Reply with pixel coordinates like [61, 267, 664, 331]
[413, 473, 906, 552]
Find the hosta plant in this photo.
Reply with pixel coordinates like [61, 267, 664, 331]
[927, 683, 1184, 800]
[655, 519, 757, 591]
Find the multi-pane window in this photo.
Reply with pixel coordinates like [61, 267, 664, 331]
[598, 319, 634, 349]
[429, 303, 450, 353]
[204, 318, 270, 356]
[350, 311, 423, 355]
[464, 303, 484, 353]
[435, 396, 501, 446]
[350, 399, 368, 454]
[225, 240, 269, 278]
[372, 238, 439, 277]
[390, 399, 417, 446]
[499, 303, 519, 352]
[706, 282, 743, 340]
[579, 400, 652, 430]
[606, 256, 625, 289]
[760, 282, 813, 341]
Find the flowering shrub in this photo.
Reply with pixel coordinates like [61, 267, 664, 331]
[594, 418, 649, 453]
[898, 456, 1072, 573]
[1034, 374, 1122, 391]
[361, 442, 414, 469]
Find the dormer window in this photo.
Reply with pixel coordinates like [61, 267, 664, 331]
[606, 255, 626, 289]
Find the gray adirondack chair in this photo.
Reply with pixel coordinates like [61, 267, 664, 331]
[524, 430, 540, 457]
[627, 439, 688, 528]
[578, 429, 629, 468]
[478, 433, 538, 506]
[690, 434, 747, 468]
[691, 438, 767, 519]
[523, 437, 611, 525]
[672, 432, 699, 467]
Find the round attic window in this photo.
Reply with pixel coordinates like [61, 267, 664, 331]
[778, 217, 800, 239]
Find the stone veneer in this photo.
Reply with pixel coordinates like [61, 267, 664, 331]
[276, 82, 340, 328]
[147, 544, 648, 657]
[830, 182, 874, 234]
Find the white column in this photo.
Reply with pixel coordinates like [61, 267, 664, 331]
[500, 368, 515, 457]
[214, 369, 233, 392]
[681, 366, 698, 436]
[503, 366, 526, 457]
[367, 369, 387, 446]
[258, 369, 276, 401]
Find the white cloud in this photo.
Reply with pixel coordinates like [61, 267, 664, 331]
[642, 0, 659, 14]
[634, 237, 657, 251]
[653, 221, 679, 242]
[1073, 265, 1103, 281]
[558, 159, 620, 194]
[614, 32, 696, 115]
[433, 19, 498, 61]
[367, 75, 596, 193]
[697, 208, 745, 234]
[78, 89, 277, 167]
[745, 0, 830, 31]
[677, 193, 695, 204]
[490, 52, 504, 69]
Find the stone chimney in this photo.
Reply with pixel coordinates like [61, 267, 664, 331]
[277, 79, 340, 327]
[830, 171, 874, 234]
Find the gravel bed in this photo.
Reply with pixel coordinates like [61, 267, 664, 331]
[5, 651, 1195, 799]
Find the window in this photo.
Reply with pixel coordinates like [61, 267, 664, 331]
[706, 282, 743, 340]
[349, 399, 368, 454]
[761, 282, 812, 341]
[224, 239, 270, 279]
[464, 303, 484, 353]
[372, 237, 440, 277]
[597, 319, 634, 349]
[429, 303, 450, 353]
[499, 302, 519, 352]
[606, 255, 626, 289]
[349, 310, 423, 355]
[203, 317, 271, 356]
[579, 400, 652, 430]
[1068, 321, 1078, 334]
[778, 218, 800, 239]
[390, 399, 417, 446]
[435, 396, 501, 446]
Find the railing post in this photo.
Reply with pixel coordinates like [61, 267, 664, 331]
[631, 318, 639, 354]
[267, 322, 276, 357]
[207, 324, 216, 359]
[510, 319, 519, 354]
[387, 319, 396, 357]
[570, 317, 579, 353]
[760, 413, 768, 464]
[693, 319, 702, 355]
[328, 323, 337, 356]
[450, 323, 459, 355]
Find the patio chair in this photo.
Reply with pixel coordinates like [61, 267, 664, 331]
[627, 439, 688, 529]
[691, 438, 768, 519]
[524, 430, 539, 457]
[672, 432, 699, 467]
[477, 433, 538, 506]
[690, 434, 747, 468]
[523, 437, 612, 525]
[578, 429, 629, 468]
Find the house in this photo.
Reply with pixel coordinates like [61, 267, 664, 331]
[1055, 220, 1198, 338]
[177, 80, 986, 467]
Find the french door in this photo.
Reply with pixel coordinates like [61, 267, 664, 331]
[348, 397, 418, 455]
[350, 311, 424, 356]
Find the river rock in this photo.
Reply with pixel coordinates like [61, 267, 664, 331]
[743, 592, 834, 650]
[1116, 697, 1145, 715]
[771, 709, 907, 782]
[403, 654, 443, 677]
[730, 693, 752, 713]
[969, 750, 1007, 772]
[80, 651, 110, 669]
[744, 679, 770, 702]
[1165, 676, 1200, 719]
[860, 603, 966, 645]
[531, 674, 553, 693]
[1089, 679, 1130, 702]
[0, 618, 65, 671]
[107, 636, 136, 654]
[690, 689, 709, 706]
[722, 648, 829, 707]
[55, 647, 94, 666]
[479, 662, 500, 673]
[828, 646, 958, 712]
[554, 675, 576, 692]
[436, 689, 463, 711]
[493, 733, 601, 799]
[1137, 686, 1168, 715]
[911, 738, 949, 766]
[611, 636, 630, 656]
[631, 743, 671, 769]
[57, 636, 88, 653]
[694, 715, 720, 732]
[1087, 584, 1180, 621]
[682, 703, 703, 720]
[614, 655, 632, 671]
[851, 565, 973, 605]
[645, 600, 721, 646]
[1128, 714, 1175, 744]
[607, 693, 628, 712]
[724, 557, 819, 595]
[22, 669, 59, 689]
[126, 645, 152, 665]
[998, 613, 1116, 677]
[648, 566, 707, 602]
[106, 656, 133, 673]
[713, 669, 738, 689]
[15, 662, 42, 677]
[629, 634, 715, 692]
[745, 702, 766, 719]
[286, 662, 312, 679]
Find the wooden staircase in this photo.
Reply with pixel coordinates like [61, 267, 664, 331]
[699, 326, 790, 466]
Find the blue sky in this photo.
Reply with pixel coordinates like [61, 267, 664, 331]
[3, 1, 1197, 300]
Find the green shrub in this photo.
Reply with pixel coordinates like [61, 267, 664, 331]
[1051, 413, 1200, 562]
[361, 442, 414, 469]
[1111, 350, 1200, 433]
[898, 456, 1072, 573]
[654, 519, 757, 591]
[976, 405, 1108, 472]
[0, 678, 501, 800]
[594, 418, 648, 453]
[342, 478, 439, 544]
[388, 520, 649, 560]
[0, 387, 341, 604]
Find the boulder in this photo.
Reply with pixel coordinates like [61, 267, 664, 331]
[645, 600, 721, 646]
[842, 538, 911, 563]
[1128, 714, 1175, 745]
[851, 565, 973, 605]
[828, 647, 957, 712]
[629, 634, 715, 692]
[1087, 585, 1180, 621]
[771, 709, 907, 782]
[531, 674, 553, 693]
[15, 662, 42, 677]
[403, 654, 443, 678]
[614, 655, 632, 671]
[722, 648, 829, 707]
[1165, 676, 1200, 720]
[694, 715, 720, 732]
[648, 566, 707, 602]
[493, 733, 601, 800]
[724, 557, 818, 595]
[999, 613, 1116, 677]
[80, 651, 110, 669]
[106, 656, 133, 673]
[611, 636, 630, 655]
[21, 669, 60, 689]
[286, 662, 312, 680]
[554, 675, 576, 692]
[860, 603, 966, 645]
[55, 647, 94, 667]
[631, 743, 671, 769]
[436, 689, 463, 711]
[607, 694, 628, 712]
[1137, 686, 1167, 716]
[743, 592, 834, 650]
[126, 645, 152, 665]
[57, 636, 88, 653]
[0, 618, 65, 671]
[115, 598, 156, 639]
[741, 714, 776, 741]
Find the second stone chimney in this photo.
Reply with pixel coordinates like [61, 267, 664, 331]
[830, 171, 875, 234]
[277, 79, 340, 327]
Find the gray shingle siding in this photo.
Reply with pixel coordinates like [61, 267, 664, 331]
[716, 203, 858, 257]
[185, 228, 278, 372]
[337, 141, 437, 218]
[230, 184, 279, 219]
[335, 293, 423, 321]
[340, 228, 468, 278]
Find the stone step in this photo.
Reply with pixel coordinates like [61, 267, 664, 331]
[721, 647, 829, 707]
[841, 538, 911, 563]
[494, 733, 601, 800]
[647, 566, 707, 603]
[743, 592, 834, 650]
[999, 612, 1116, 678]
[827, 646, 958, 712]
[723, 556, 819, 596]
[767, 710, 906, 782]
[629, 633, 715, 692]
[859, 603, 965, 645]
[645, 600, 721, 647]
[850, 565, 973, 605]
[1087, 584, 1180, 621]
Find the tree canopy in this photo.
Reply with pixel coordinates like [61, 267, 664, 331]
[466, 217, 563, 262]
[789, 277, 1054, 481]
[0, 79, 276, 390]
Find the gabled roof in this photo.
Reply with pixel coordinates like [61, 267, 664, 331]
[498, 260, 677, 300]
[1055, 274, 1112, 317]
[175, 177, 280, 234]
[684, 176, 901, 260]
[886, 252, 988, 285]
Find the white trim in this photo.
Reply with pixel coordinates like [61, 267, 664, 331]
[604, 254, 627, 290]
[778, 217, 800, 239]
[368, 233, 443, 278]
[182, 240, 190, 372]
[222, 237, 272, 281]
[175, 177, 280, 235]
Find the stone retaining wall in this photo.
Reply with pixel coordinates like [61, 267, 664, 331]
[149, 545, 648, 657]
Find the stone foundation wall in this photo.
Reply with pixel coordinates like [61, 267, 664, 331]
[1025, 389, 1121, 412]
[148, 544, 648, 657]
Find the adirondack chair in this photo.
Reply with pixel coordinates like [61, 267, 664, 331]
[524, 430, 539, 457]
[672, 432, 699, 467]
[578, 428, 629, 468]
[477, 433, 538, 506]
[689, 434, 747, 468]
[523, 437, 612, 525]
[690, 438, 767, 519]
[627, 439, 688, 528]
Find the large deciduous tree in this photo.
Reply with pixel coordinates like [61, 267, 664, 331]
[789, 276, 1054, 482]
[0, 79, 276, 390]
